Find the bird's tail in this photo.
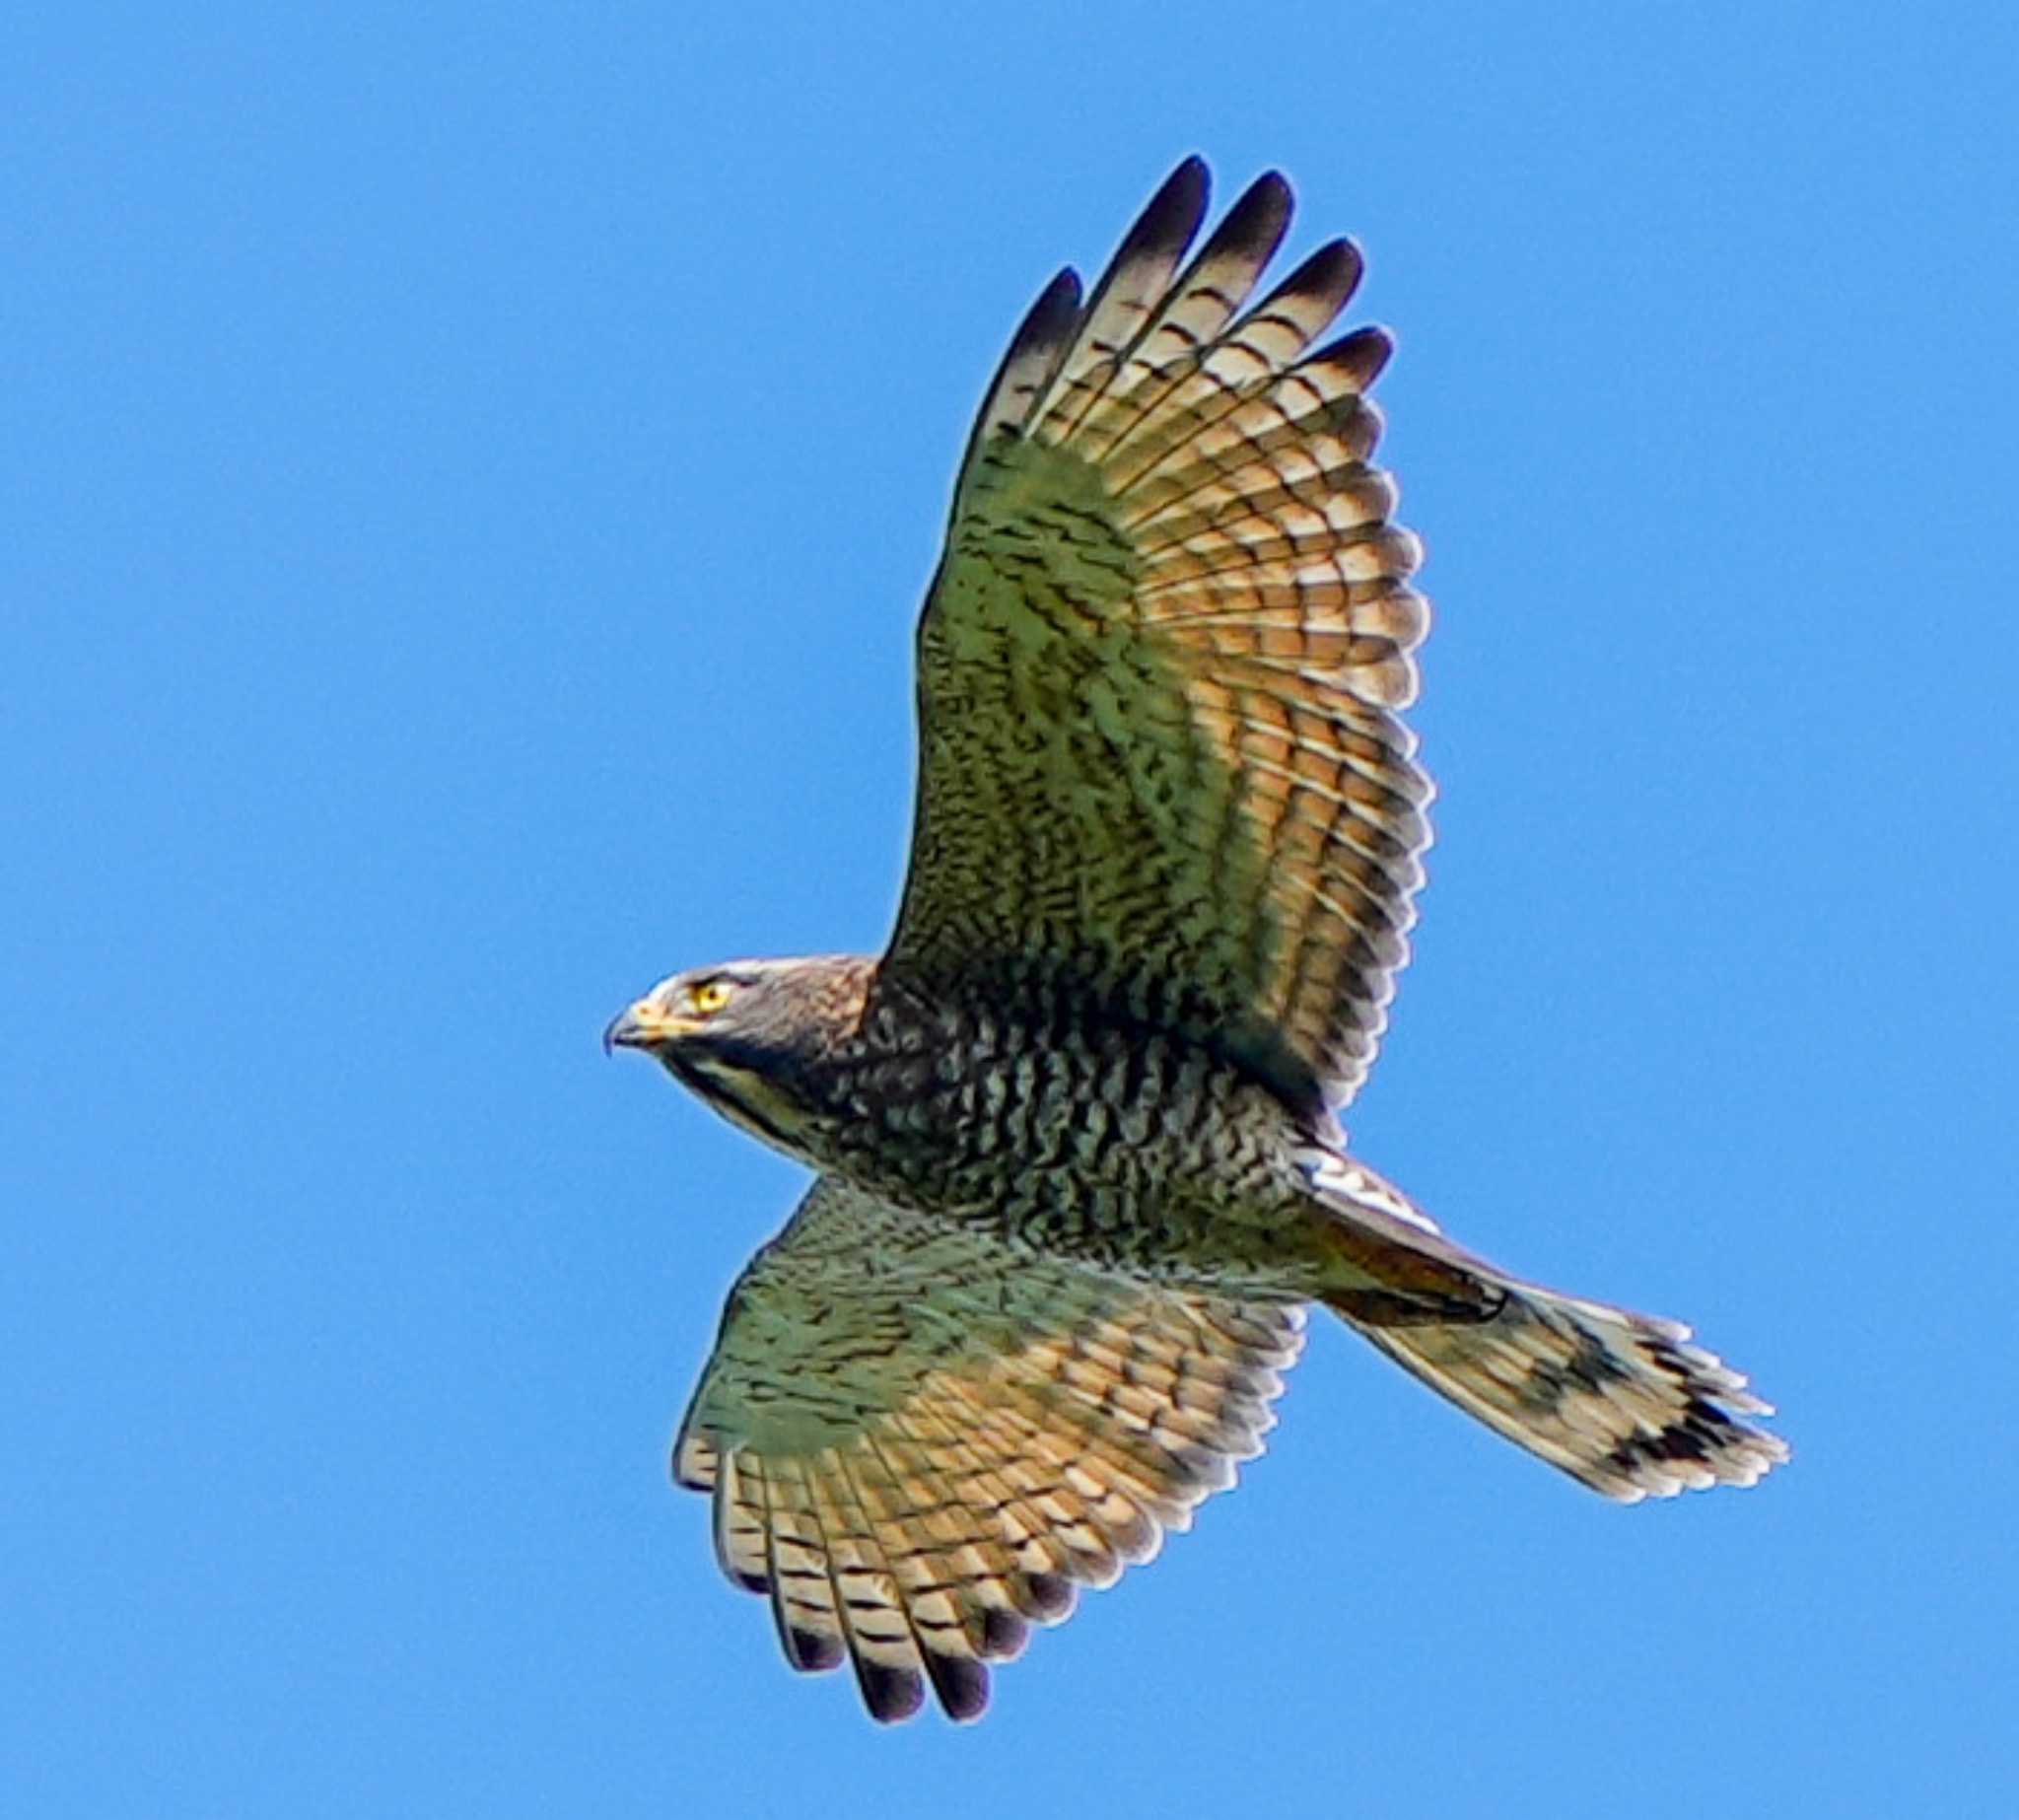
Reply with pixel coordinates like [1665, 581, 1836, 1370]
[1306, 1156, 1788, 1500]
[1341, 1279, 1787, 1500]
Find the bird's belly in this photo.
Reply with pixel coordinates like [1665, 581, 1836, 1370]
[817, 1031, 1328, 1295]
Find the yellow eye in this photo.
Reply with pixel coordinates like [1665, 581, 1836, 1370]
[690, 978, 733, 1015]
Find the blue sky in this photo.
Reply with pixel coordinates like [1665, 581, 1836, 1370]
[9, 4, 2017, 1814]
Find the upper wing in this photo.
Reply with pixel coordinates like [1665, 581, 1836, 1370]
[884, 158, 1431, 1112]
[672, 1175, 1304, 1723]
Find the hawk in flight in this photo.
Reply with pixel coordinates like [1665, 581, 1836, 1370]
[605, 159, 1786, 1723]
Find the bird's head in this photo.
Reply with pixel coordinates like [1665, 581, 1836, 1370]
[602, 955, 872, 1160]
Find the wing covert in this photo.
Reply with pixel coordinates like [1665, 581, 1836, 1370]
[673, 1176, 1304, 1723]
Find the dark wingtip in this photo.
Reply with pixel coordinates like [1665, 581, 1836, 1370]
[1298, 237, 1366, 307]
[989, 267, 1082, 395]
[1219, 169, 1293, 256]
[1312, 322, 1395, 388]
[980, 1605, 1030, 1660]
[1018, 1570, 1077, 1623]
[784, 1626, 846, 1674]
[1163, 153, 1212, 206]
[1129, 157, 1212, 262]
[1028, 265, 1083, 339]
[924, 1650, 992, 1723]
[857, 1660, 927, 1724]
[1248, 236, 1361, 335]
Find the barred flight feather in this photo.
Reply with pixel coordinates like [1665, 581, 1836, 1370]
[674, 1178, 1304, 1722]
[892, 159, 1431, 1109]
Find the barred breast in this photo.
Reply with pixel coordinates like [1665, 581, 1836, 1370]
[806, 973, 1329, 1293]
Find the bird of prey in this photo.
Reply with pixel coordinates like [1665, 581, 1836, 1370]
[605, 157, 1787, 1724]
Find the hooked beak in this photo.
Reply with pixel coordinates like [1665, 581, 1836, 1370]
[602, 998, 691, 1055]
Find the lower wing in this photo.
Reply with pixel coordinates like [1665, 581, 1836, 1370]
[672, 1175, 1304, 1722]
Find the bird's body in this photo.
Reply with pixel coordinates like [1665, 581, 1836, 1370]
[606, 159, 1787, 1724]
[809, 970, 1315, 1282]
[669, 955, 1497, 1318]
[683, 957, 1364, 1291]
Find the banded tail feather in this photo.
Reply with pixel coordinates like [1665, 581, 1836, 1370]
[1306, 1155, 1787, 1500]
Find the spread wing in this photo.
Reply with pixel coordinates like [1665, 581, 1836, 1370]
[884, 158, 1431, 1111]
[672, 1175, 1304, 1723]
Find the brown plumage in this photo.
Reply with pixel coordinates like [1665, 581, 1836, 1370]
[605, 159, 1786, 1725]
